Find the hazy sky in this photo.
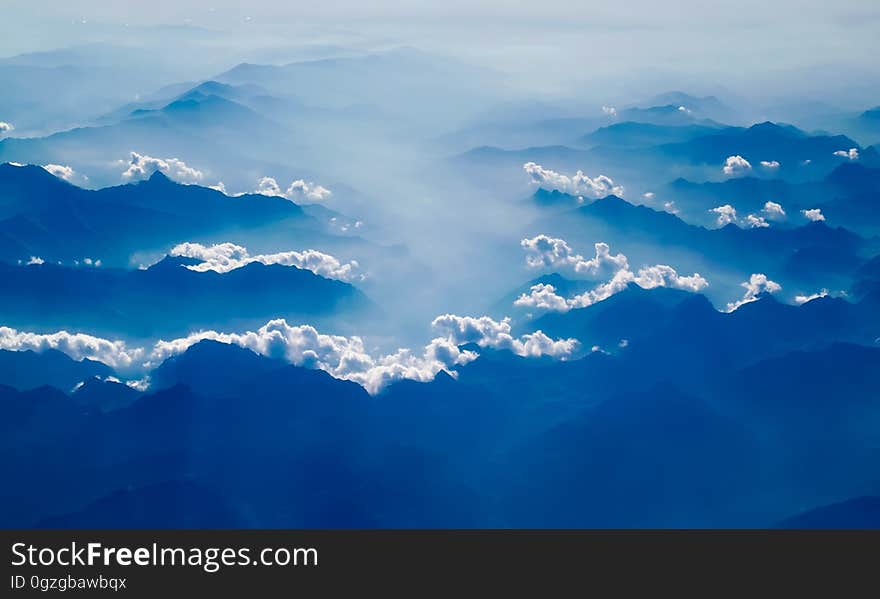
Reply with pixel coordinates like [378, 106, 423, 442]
[2, 1, 878, 106]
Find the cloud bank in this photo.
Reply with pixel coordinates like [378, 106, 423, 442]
[523, 162, 623, 199]
[515, 238, 708, 313]
[170, 242, 363, 282]
[521, 236, 628, 278]
[0, 327, 144, 371]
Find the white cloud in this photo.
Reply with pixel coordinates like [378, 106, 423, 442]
[523, 162, 624, 198]
[521, 236, 629, 277]
[711, 204, 738, 226]
[42, 164, 75, 181]
[760, 160, 780, 169]
[794, 289, 828, 305]
[726, 273, 782, 312]
[150, 316, 578, 394]
[745, 214, 769, 228]
[722, 155, 752, 176]
[254, 176, 283, 196]
[601, 105, 617, 117]
[663, 200, 679, 214]
[0, 122, 13, 134]
[515, 241, 707, 313]
[121, 151, 204, 184]
[802, 208, 825, 222]
[253, 176, 332, 203]
[430, 314, 579, 359]
[0, 327, 144, 371]
[1, 310, 584, 395]
[209, 181, 227, 194]
[170, 242, 363, 282]
[286, 179, 332, 202]
[26, 256, 45, 265]
[833, 148, 859, 161]
[126, 376, 151, 392]
[762, 201, 786, 220]
[42, 163, 88, 185]
[148, 319, 481, 395]
[513, 283, 571, 312]
[643, 192, 655, 200]
[634, 264, 708, 293]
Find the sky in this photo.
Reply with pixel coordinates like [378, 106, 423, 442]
[3, 0, 878, 107]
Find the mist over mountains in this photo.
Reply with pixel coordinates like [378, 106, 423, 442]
[1, 4, 879, 528]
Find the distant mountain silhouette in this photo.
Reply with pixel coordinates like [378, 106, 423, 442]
[644, 91, 740, 122]
[530, 193, 865, 289]
[617, 104, 724, 127]
[580, 122, 720, 148]
[0, 164, 316, 265]
[71, 377, 141, 413]
[4, 320, 880, 527]
[0, 254, 372, 338]
[663, 162, 880, 234]
[658, 121, 859, 175]
[0, 348, 111, 391]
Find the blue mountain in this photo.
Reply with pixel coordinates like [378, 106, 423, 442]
[580, 122, 721, 148]
[0, 349, 111, 391]
[0, 164, 313, 265]
[0, 254, 372, 338]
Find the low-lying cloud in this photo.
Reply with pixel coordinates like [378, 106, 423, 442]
[523, 162, 623, 199]
[515, 238, 707, 313]
[121, 151, 204, 184]
[253, 176, 332, 203]
[794, 289, 829, 305]
[42, 163, 88, 185]
[833, 148, 859, 161]
[521, 236, 628, 278]
[726, 273, 782, 312]
[722, 155, 751, 176]
[763, 201, 786, 220]
[0, 327, 144, 371]
[711, 204, 738, 226]
[802, 208, 825, 222]
[170, 242, 363, 282]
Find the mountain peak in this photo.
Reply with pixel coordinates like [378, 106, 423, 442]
[145, 170, 174, 185]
